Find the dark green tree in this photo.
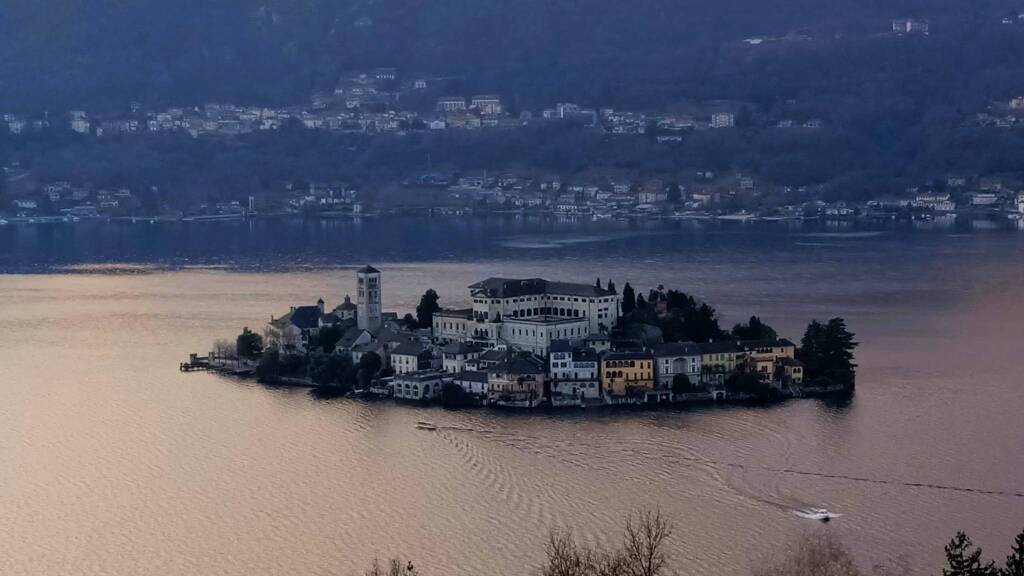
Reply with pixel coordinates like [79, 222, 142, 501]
[943, 532, 997, 576]
[621, 283, 636, 315]
[236, 327, 263, 359]
[799, 317, 858, 387]
[671, 373, 696, 395]
[416, 289, 441, 329]
[312, 325, 343, 354]
[731, 315, 778, 341]
[682, 303, 725, 343]
[255, 348, 281, 382]
[1004, 529, 1024, 576]
[823, 318, 857, 384]
[725, 372, 770, 401]
[665, 290, 695, 312]
[356, 351, 383, 389]
[797, 320, 827, 378]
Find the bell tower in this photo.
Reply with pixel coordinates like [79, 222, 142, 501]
[356, 265, 382, 331]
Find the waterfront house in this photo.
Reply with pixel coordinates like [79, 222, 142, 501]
[487, 352, 547, 408]
[601, 351, 655, 401]
[697, 341, 739, 386]
[653, 341, 702, 388]
[393, 371, 444, 401]
[452, 370, 489, 397]
[549, 340, 601, 401]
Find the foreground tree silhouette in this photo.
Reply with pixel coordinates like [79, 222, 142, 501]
[943, 532, 998, 576]
[755, 532, 861, 576]
[1004, 530, 1024, 576]
[542, 509, 673, 576]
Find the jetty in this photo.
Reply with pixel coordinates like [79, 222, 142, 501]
[180, 353, 256, 377]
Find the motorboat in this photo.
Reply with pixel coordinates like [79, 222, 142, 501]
[795, 508, 840, 522]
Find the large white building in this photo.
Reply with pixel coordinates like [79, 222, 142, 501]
[356, 265, 382, 331]
[433, 278, 621, 355]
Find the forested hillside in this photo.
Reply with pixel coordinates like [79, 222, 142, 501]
[2, 0, 1024, 209]
[1, 0, 1021, 112]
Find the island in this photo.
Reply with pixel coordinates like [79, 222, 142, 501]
[183, 265, 858, 409]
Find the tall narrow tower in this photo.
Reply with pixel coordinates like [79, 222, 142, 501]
[356, 265, 382, 331]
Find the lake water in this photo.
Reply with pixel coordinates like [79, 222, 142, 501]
[1, 217, 1022, 575]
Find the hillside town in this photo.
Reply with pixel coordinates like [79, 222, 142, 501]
[5, 53, 1024, 225]
[187, 266, 857, 409]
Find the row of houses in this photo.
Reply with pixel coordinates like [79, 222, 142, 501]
[387, 335, 804, 408]
[262, 267, 805, 409]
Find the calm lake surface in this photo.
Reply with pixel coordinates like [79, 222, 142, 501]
[1, 217, 1022, 575]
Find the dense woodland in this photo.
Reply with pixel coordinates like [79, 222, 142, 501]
[3, 1, 1024, 205]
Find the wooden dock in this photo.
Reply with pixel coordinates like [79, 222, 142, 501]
[180, 353, 255, 377]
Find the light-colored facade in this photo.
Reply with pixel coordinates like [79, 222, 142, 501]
[433, 309, 473, 343]
[437, 97, 467, 113]
[265, 303, 325, 353]
[499, 316, 592, 355]
[711, 113, 734, 128]
[392, 371, 443, 400]
[441, 342, 483, 373]
[356, 265, 382, 331]
[654, 342, 702, 388]
[434, 278, 620, 356]
[549, 341, 601, 399]
[452, 371, 489, 396]
[698, 342, 740, 386]
[469, 277, 620, 332]
[391, 343, 432, 374]
[470, 95, 503, 116]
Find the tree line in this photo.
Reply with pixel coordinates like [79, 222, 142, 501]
[359, 510, 1024, 576]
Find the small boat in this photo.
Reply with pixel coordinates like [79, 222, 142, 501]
[795, 508, 840, 522]
[415, 420, 437, 431]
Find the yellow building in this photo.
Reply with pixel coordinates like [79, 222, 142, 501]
[740, 339, 796, 362]
[601, 352, 655, 397]
[739, 339, 797, 382]
[697, 341, 739, 386]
